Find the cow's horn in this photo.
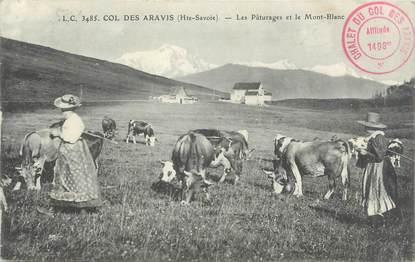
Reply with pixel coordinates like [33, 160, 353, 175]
[261, 168, 273, 175]
[203, 179, 214, 186]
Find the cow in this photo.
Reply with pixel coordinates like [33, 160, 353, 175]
[264, 134, 351, 200]
[102, 116, 117, 139]
[192, 129, 253, 183]
[15, 123, 104, 191]
[126, 120, 157, 146]
[348, 136, 404, 168]
[387, 138, 403, 168]
[159, 132, 231, 204]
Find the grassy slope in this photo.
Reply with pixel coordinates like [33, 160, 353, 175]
[177, 64, 387, 100]
[1, 101, 413, 261]
[0, 37, 226, 102]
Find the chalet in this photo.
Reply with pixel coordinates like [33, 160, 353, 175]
[230, 82, 272, 105]
[158, 86, 198, 104]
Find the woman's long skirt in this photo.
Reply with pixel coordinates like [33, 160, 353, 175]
[49, 139, 102, 208]
[362, 160, 396, 216]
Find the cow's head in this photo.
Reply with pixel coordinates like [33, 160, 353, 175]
[387, 139, 403, 168]
[15, 165, 38, 190]
[348, 136, 368, 159]
[127, 120, 135, 134]
[145, 135, 156, 147]
[212, 148, 232, 170]
[262, 166, 289, 194]
[182, 170, 214, 204]
[273, 134, 293, 158]
[159, 161, 176, 182]
[237, 130, 249, 143]
[145, 125, 157, 146]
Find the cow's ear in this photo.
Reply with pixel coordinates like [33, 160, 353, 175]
[159, 160, 165, 166]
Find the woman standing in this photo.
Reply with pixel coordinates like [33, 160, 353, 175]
[356, 112, 397, 223]
[48, 94, 102, 212]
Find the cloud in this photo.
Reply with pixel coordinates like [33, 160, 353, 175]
[1, 0, 55, 24]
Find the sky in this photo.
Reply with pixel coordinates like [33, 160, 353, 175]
[1, 0, 414, 82]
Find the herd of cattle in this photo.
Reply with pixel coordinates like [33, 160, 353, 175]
[3, 116, 405, 206]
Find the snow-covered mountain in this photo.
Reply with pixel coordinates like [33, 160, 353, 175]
[304, 62, 361, 78]
[236, 59, 297, 70]
[380, 80, 402, 86]
[115, 44, 398, 85]
[304, 63, 400, 85]
[116, 44, 216, 78]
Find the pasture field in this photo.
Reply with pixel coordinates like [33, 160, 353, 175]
[1, 101, 414, 261]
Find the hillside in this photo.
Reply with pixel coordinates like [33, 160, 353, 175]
[177, 64, 387, 100]
[0, 37, 225, 102]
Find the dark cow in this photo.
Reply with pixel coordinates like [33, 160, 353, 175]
[102, 116, 117, 139]
[15, 123, 104, 191]
[126, 120, 157, 146]
[264, 134, 351, 200]
[159, 132, 231, 204]
[192, 129, 252, 183]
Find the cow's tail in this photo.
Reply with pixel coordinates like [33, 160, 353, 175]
[20, 132, 35, 157]
[20, 132, 37, 167]
[338, 139, 351, 186]
[188, 132, 200, 172]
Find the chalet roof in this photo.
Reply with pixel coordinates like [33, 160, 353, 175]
[169, 86, 191, 97]
[233, 82, 261, 90]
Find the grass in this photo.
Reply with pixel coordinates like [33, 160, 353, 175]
[1, 101, 413, 261]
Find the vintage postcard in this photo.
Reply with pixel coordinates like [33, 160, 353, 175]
[0, 0, 414, 261]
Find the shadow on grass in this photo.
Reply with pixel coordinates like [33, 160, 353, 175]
[309, 205, 367, 226]
[251, 181, 271, 192]
[206, 172, 236, 185]
[150, 180, 181, 201]
[124, 140, 147, 146]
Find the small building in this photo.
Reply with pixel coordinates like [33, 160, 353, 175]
[158, 86, 198, 104]
[230, 82, 272, 105]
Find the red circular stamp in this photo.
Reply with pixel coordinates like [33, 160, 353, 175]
[342, 1, 415, 74]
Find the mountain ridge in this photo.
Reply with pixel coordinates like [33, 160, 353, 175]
[177, 63, 387, 100]
[0, 37, 225, 103]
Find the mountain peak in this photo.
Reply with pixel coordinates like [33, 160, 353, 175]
[116, 44, 216, 78]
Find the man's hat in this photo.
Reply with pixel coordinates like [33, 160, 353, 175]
[357, 112, 387, 129]
[54, 94, 81, 109]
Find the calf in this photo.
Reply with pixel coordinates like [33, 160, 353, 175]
[192, 129, 253, 183]
[159, 132, 231, 204]
[267, 134, 351, 200]
[102, 116, 117, 139]
[126, 120, 157, 146]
